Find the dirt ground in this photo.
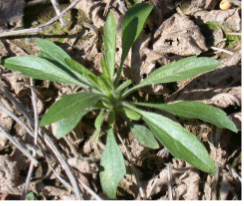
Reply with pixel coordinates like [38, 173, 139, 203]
[0, 0, 241, 200]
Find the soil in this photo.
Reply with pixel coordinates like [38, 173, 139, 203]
[0, 0, 241, 200]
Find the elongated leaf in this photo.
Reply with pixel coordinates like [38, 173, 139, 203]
[134, 101, 238, 133]
[36, 38, 71, 66]
[121, 3, 153, 67]
[133, 56, 220, 90]
[56, 110, 88, 138]
[2, 56, 86, 87]
[65, 58, 99, 87]
[104, 12, 116, 80]
[40, 92, 101, 126]
[131, 124, 159, 149]
[142, 111, 216, 173]
[93, 110, 104, 142]
[124, 103, 216, 173]
[115, 3, 153, 84]
[36, 38, 91, 86]
[100, 128, 126, 199]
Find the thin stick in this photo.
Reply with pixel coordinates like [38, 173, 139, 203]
[117, 133, 146, 199]
[0, 0, 82, 38]
[211, 46, 234, 55]
[0, 126, 38, 164]
[21, 78, 39, 200]
[225, 32, 242, 36]
[50, 0, 66, 27]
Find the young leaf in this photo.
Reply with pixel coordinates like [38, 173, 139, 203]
[134, 101, 238, 133]
[131, 124, 159, 149]
[123, 57, 220, 96]
[124, 103, 216, 173]
[115, 80, 132, 95]
[56, 110, 88, 138]
[100, 128, 126, 199]
[117, 107, 141, 121]
[2, 56, 87, 87]
[93, 110, 104, 142]
[115, 3, 154, 84]
[104, 12, 116, 80]
[40, 93, 101, 126]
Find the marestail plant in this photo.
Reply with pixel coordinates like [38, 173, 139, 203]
[1, 3, 237, 199]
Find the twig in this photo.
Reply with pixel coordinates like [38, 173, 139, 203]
[225, 32, 242, 36]
[227, 164, 242, 183]
[50, 0, 66, 27]
[26, 0, 49, 7]
[211, 46, 234, 55]
[78, 179, 103, 200]
[0, 0, 82, 38]
[21, 78, 39, 200]
[0, 126, 38, 164]
[117, 132, 146, 199]
[116, 0, 127, 13]
[167, 163, 174, 200]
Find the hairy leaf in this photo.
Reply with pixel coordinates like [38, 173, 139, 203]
[132, 56, 220, 90]
[135, 101, 238, 133]
[56, 110, 88, 138]
[36, 38, 91, 86]
[100, 129, 126, 199]
[115, 3, 153, 84]
[2, 56, 86, 87]
[104, 12, 116, 80]
[40, 93, 101, 126]
[131, 124, 159, 149]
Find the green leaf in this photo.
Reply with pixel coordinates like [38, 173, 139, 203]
[135, 101, 238, 133]
[64, 58, 99, 88]
[124, 103, 216, 173]
[36, 38, 70, 66]
[104, 12, 116, 80]
[93, 110, 104, 142]
[40, 92, 101, 126]
[117, 107, 141, 121]
[108, 111, 115, 127]
[2, 56, 86, 87]
[115, 3, 154, 84]
[56, 110, 88, 138]
[141, 111, 216, 173]
[131, 56, 220, 91]
[131, 124, 159, 149]
[36, 38, 91, 86]
[100, 128, 126, 199]
[115, 80, 132, 95]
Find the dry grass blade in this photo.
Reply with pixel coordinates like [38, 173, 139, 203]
[50, 0, 66, 27]
[167, 163, 174, 200]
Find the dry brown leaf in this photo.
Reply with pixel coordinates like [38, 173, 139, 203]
[194, 8, 241, 32]
[191, 0, 219, 9]
[0, 155, 22, 194]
